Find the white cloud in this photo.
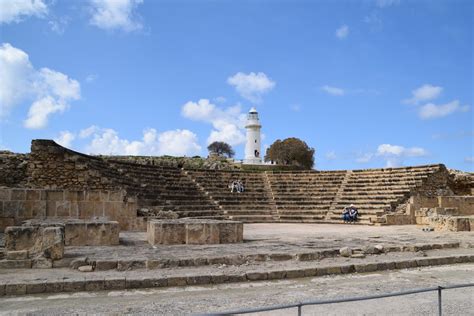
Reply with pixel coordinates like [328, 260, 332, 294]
[419, 100, 470, 120]
[83, 126, 201, 156]
[227, 72, 275, 103]
[48, 16, 69, 34]
[24, 96, 66, 129]
[79, 125, 99, 138]
[181, 99, 247, 146]
[321, 85, 345, 96]
[356, 144, 428, 167]
[85, 74, 98, 83]
[335, 25, 349, 39]
[376, 0, 400, 8]
[89, 0, 143, 32]
[0, 43, 80, 128]
[465, 157, 474, 164]
[356, 153, 373, 164]
[213, 96, 226, 104]
[377, 144, 427, 157]
[0, 0, 48, 24]
[404, 84, 443, 105]
[0, 43, 33, 117]
[54, 130, 75, 148]
[325, 151, 337, 160]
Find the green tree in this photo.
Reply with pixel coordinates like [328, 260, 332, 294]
[265, 137, 315, 169]
[207, 141, 235, 158]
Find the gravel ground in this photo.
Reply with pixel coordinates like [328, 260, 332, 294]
[0, 264, 472, 315]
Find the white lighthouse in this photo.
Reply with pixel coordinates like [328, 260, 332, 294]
[244, 107, 262, 164]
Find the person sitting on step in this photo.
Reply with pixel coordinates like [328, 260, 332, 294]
[349, 204, 358, 223]
[342, 207, 350, 223]
[236, 180, 244, 193]
[229, 180, 238, 193]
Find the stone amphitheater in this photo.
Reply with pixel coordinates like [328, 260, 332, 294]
[0, 139, 473, 300]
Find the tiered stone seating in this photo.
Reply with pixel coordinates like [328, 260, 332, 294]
[328, 165, 444, 224]
[266, 170, 346, 222]
[185, 170, 275, 222]
[107, 161, 222, 219]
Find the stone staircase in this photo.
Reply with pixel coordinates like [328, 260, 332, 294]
[265, 170, 346, 223]
[185, 170, 275, 222]
[106, 161, 223, 219]
[326, 165, 445, 225]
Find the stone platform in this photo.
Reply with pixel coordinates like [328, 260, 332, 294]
[22, 219, 120, 246]
[147, 219, 243, 245]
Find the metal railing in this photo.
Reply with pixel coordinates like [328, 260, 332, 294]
[205, 283, 474, 316]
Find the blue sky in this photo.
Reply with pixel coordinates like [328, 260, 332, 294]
[0, 0, 472, 171]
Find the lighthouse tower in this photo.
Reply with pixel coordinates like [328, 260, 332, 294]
[244, 107, 262, 165]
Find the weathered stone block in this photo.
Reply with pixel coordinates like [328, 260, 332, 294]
[104, 277, 126, 290]
[63, 279, 85, 292]
[147, 219, 243, 245]
[0, 259, 32, 269]
[11, 189, 26, 201]
[42, 227, 65, 260]
[84, 279, 105, 291]
[26, 281, 47, 294]
[6, 250, 28, 260]
[0, 189, 11, 201]
[26, 190, 41, 201]
[246, 272, 268, 280]
[95, 260, 118, 271]
[46, 190, 64, 201]
[167, 276, 187, 286]
[186, 275, 211, 285]
[186, 222, 219, 244]
[5, 283, 26, 295]
[32, 257, 53, 269]
[5, 225, 64, 261]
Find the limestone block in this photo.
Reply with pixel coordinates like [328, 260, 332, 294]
[5, 226, 38, 251]
[0, 189, 11, 201]
[5, 225, 64, 260]
[186, 222, 219, 244]
[219, 221, 243, 243]
[24, 200, 46, 218]
[0, 259, 32, 269]
[10, 189, 26, 201]
[32, 257, 53, 269]
[41, 227, 65, 260]
[25, 190, 41, 201]
[147, 219, 243, 245]
[339, 247, 352, 257]
[46, 190, 64, 201]
[6, 250, 28, 260]
[86, 221, 120, 246]
[148, 220, 186, 245]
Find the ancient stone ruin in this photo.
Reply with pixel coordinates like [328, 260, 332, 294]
[0, 139, 472, 296]
[0, 139, 472, 231]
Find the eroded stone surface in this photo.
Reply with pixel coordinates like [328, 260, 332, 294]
[147, 219, 243, 245]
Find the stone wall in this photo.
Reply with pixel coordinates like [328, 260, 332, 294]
[28, 140, 119, 190]
[0, 188, 142, 232]
[437, 196, 474, 215]
[411, 165, 453, 197]
[0, 151, 28, 188]
[449, 170, 474, 195]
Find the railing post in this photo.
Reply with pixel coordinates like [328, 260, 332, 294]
[437, 286, 442, 316]
[297, 304, 302, 316]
